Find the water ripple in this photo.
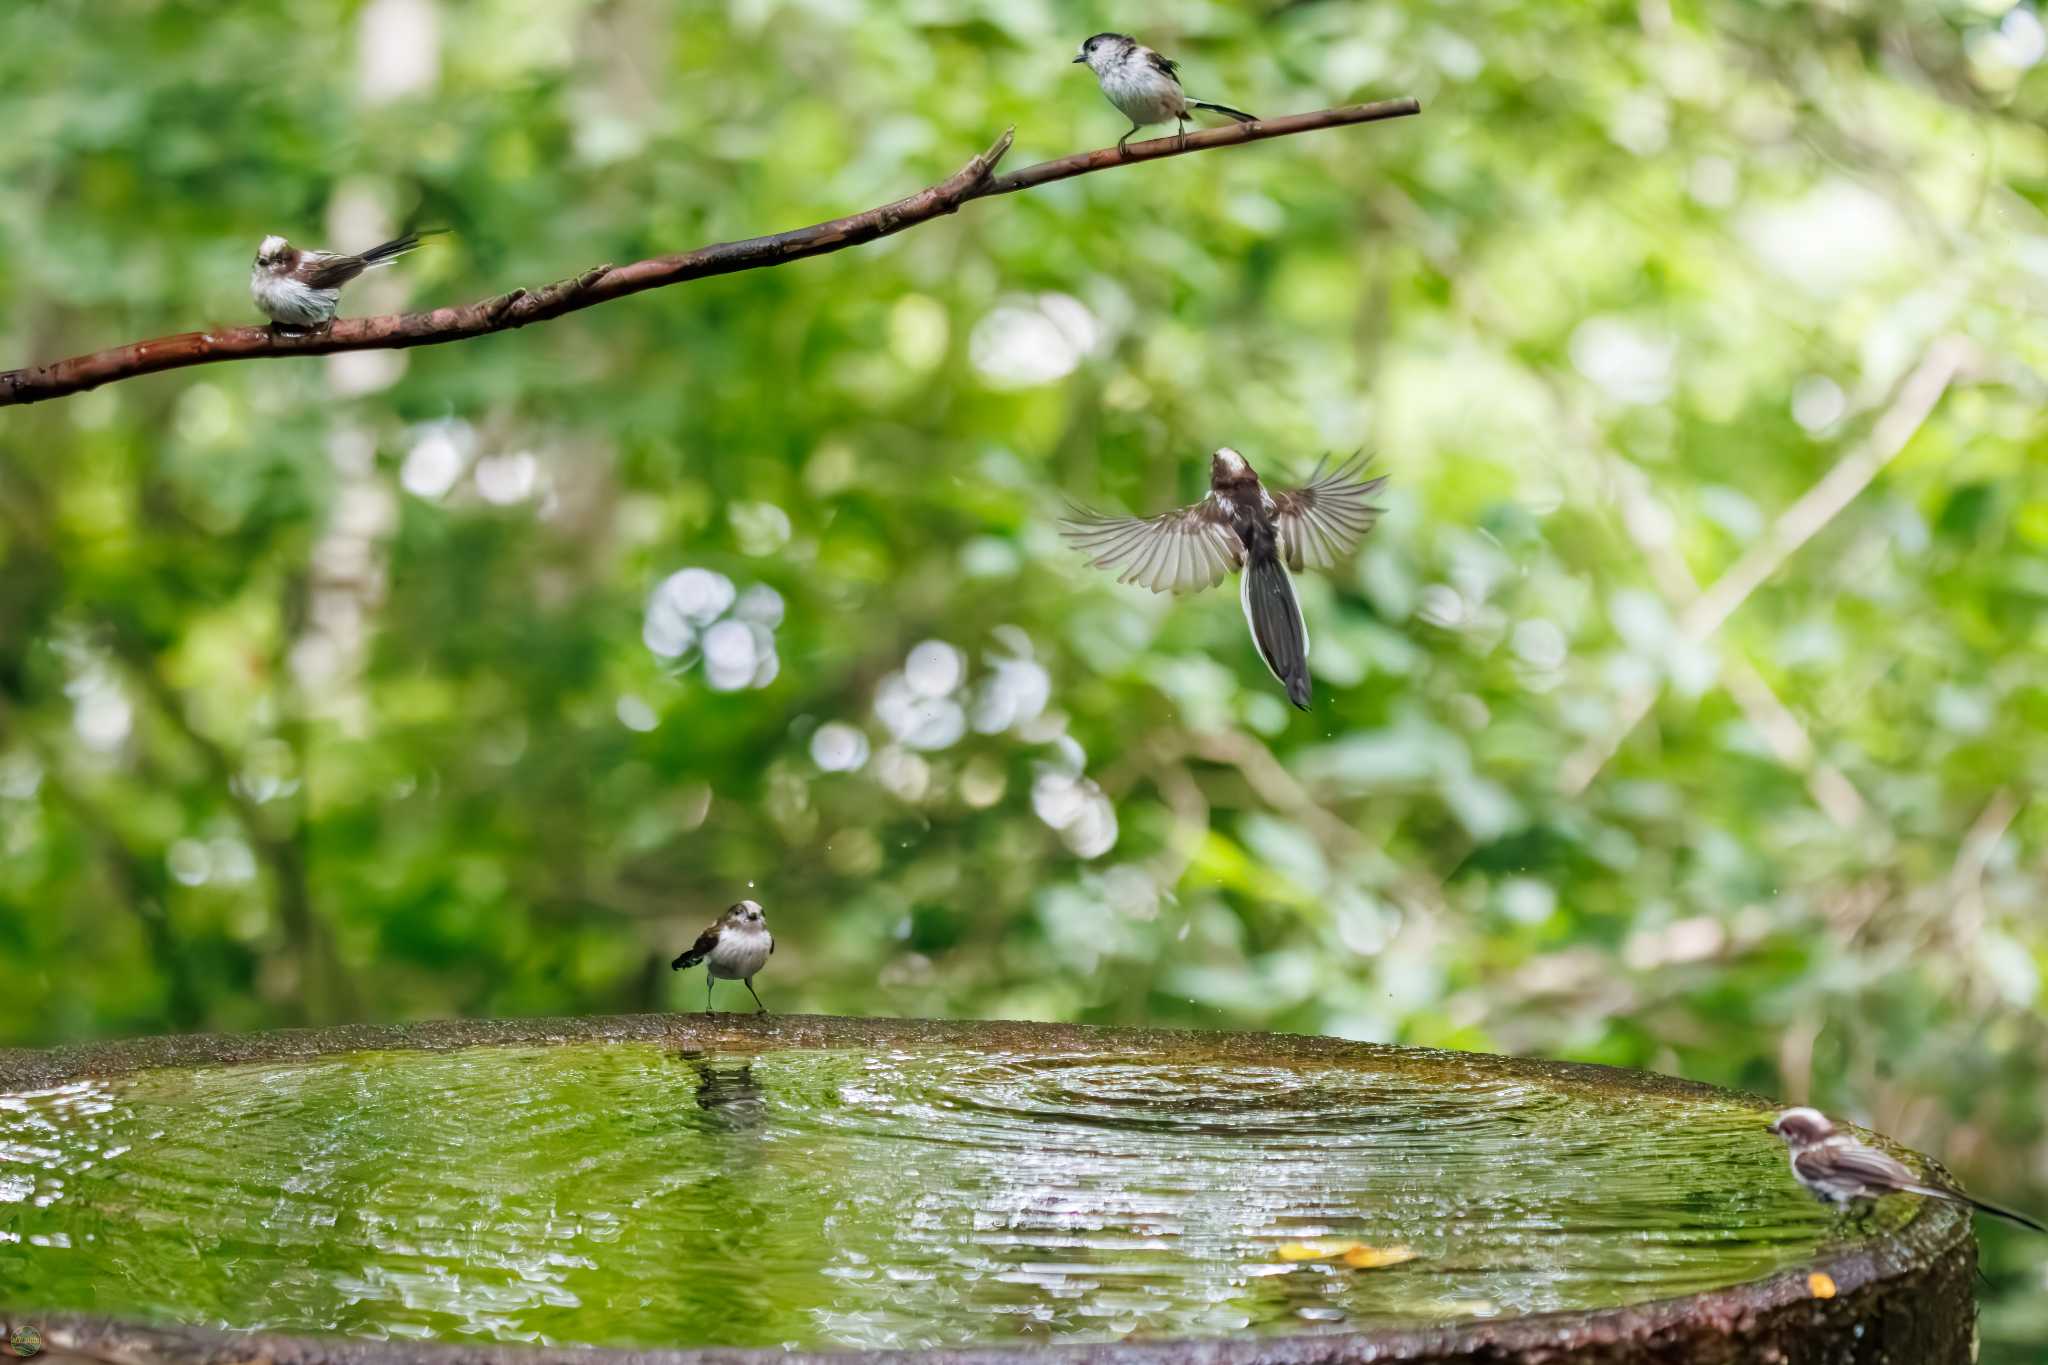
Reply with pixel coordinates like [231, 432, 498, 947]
[0, 1044, 1860, 1350]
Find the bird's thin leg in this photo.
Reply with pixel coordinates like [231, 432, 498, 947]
[745, 978, 767, 1014]
[705, 977, 715, 1013]
[1118, 120, 1142, 156]
[1176, 115, 1188, 149]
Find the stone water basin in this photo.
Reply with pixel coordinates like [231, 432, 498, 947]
[0, 1014, 1972, 1363]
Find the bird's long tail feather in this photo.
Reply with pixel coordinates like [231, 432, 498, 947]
[1907, 1183, 2048, 1233]
[672, 947, 707, 970]
[359, 229, 444, 266]
[1191, 99, 1257, 123]
[1241, 554, 1311, 709]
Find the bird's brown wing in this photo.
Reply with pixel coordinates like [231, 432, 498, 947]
[673, 925, 721, 969]
[300, 251, 371, 290]
[1798, 1142, 1915, 1191]
[1059, 494, 1242, 594]
[1269, 453, 1387, 573]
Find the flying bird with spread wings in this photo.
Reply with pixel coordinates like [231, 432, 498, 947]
[1060, 448, 1386, 710]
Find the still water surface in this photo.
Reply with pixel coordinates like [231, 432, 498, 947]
[0, 1043, 1860, 1349]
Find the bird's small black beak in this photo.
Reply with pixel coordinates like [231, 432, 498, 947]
[1072, 53, 1086, 63]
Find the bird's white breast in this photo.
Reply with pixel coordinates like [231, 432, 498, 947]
[1099, 60, 1186, 123]
[706, 924, 772, 979]
[252, 271, 340, 326]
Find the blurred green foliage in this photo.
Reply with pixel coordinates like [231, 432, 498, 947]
[2, 0, 2047, 1355]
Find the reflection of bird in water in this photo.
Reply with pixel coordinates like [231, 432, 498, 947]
[675, 1050, 767, 1133]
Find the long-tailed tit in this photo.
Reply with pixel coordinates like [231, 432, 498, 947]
[672, 899, 775, 1013]
[250, 230, 438, 331]
[1072, 33, 1257, 154]
[1771, 1107, 2045, 1231]
[1061, 449, 1385, 710]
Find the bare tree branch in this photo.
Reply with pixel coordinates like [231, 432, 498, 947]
[1677, 336, 1973, 644]
[0, 100, 1421, 407]
[1591, 439, 1869, 827]
[1369, 177, 1881, 825]
[1940, 786, 2020, 959]
[1560, 336, 1972, 796]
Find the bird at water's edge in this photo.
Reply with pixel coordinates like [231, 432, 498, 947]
[1072, 33, 1257, 154]
[1771, 1107, 2046, 1231]
[673, 900, 775, 1014]
[1060, 449, 1386, 710]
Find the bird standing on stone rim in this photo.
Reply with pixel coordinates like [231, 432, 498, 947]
[1770, 1107, 2046, 1231]
[672, 900, 775, 1013]
[1060, 449, 1386, 710]
[1072, 33, 1257, 155]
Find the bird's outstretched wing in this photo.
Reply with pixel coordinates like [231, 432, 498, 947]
[1059, 495, 1242, 594]
[1269, 453, 1387, 573]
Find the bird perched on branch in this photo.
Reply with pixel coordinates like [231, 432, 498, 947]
[1061, 449, 1385, 710]
[672, 900, 775, 1014]
[1770, 1107, 2045, 1231]
[250, 230, 440, 331]
[1072, 33, 1257, 154]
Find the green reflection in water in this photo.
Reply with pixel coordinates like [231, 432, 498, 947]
[0, 1044, 1885, 1349]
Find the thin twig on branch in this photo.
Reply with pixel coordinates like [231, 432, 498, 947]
[1, 99, 1421, 407]
[1372, 175, 1878, 826]
[1587, 428, 1869, 827]
[1559, 336, 1973, 796]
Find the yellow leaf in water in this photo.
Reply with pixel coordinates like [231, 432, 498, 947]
[1276, 1239, 1363, 1262]
[1343, 1244, 1418, 1270]
[1276, 1240, 1420, 1269]
[1808, 1272, 1837, 1299]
